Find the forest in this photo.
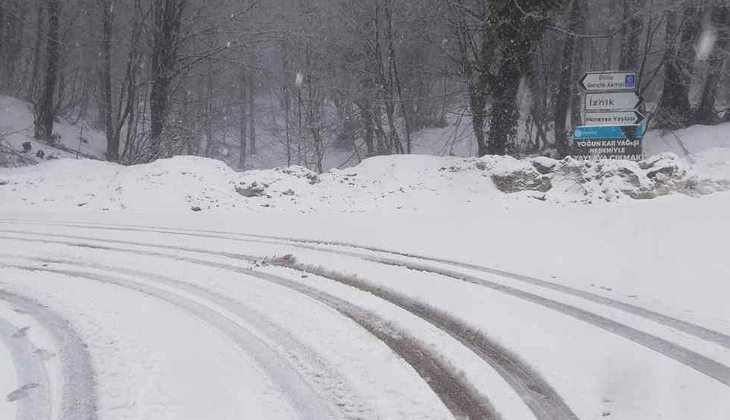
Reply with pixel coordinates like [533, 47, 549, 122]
[0, 0, 727, 171]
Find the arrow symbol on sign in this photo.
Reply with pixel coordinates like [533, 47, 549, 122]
[579, 71, 638, 91]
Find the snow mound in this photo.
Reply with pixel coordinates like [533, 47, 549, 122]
[1, 152, 728, 213]
[0, 156, 245, 212]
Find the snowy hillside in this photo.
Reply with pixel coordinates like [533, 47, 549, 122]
[3, 92, 730, 214]
[0, 96, 106, 166]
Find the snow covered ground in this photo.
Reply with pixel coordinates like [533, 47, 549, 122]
[2, 202, 730, 420]
[2, 109, 730, 419]
[0, 96, 106, 165]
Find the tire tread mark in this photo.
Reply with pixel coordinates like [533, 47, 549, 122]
[2, 251, 495, 420]
[13, 220, 729, 350]
[273, 261, 579, 420]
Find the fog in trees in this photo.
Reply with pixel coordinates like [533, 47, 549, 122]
[2, 0, 729, 169]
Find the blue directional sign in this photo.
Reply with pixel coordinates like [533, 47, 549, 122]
[573, 125, 644, 140]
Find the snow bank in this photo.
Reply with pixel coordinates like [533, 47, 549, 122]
[2, 150, 728, 213]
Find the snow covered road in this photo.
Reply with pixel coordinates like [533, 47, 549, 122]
[0, 288, 95, 420]
[2, 218, 730, 420]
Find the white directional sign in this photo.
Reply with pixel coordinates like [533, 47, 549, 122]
[583, 110, 644, 126]
[584, 92, 642, 111]
[575, 69, 644, 161]
[579, 71, 638, 91]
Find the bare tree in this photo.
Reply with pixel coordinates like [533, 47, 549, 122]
[696, 2, 730, 124]
[555, 0, 586, 158]
[34, 0, 61, 142]
[148, 0, 187, 159]
[486, 0, 565, 156]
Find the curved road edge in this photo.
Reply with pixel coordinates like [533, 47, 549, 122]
[5, 256, 498, 420]
[0, 289, 97, 420]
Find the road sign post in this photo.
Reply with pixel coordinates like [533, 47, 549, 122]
[573, 70, 644, 161]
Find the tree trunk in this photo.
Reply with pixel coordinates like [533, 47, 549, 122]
[34, 0, 60, 143]
[486, 0, 559, 156]
[464, 30, 490, 157]
[148, 0, 185, 160]
[0, 0, 7, 91]
[373, 3, 399, 155]
[470, 82, 488, 157]
[656, 9, 685, 129]
[570, 0, 586, 129]
[676, 4, 701, 118]
[28, 0, 44, 102]
[555, 0, 584, 159]
[0, 0, 21, 90]
[204, 64, 215, 157]
[248, 68, 256, 156]
[239, 67, 247, 169]
[486, 9, 528, 156]
[359, 101, 375, 156]
[281, 38, 293, 166]
[696, 4, 730, 125]
[487, 60, 522, 156]
[98, 0, 119, 162]
[0, 4, 4, 83]
[620, 0, 643, 70]
[385, 0, 410, 154]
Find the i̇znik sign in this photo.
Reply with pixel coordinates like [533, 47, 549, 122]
[573, 71, 644, 161]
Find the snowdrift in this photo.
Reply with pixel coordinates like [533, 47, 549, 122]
[1, 152, 728, 213]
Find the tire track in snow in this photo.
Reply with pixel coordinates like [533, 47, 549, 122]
[2, 253, 495, 420]
[0, 311, 51, 420]
[0, 231, 577, 420]
[270, 260, 579, 420]
[1, 262, 342, 420]
[0, 289, 97, 420]
[4, 226, 730, 387]
[9, 220, 728, 351]
[3, 229, 730, 390]
[6, 255, 379, 420]
[264, 236, 730, 350]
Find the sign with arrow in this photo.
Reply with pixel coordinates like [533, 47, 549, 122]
[573, 125, 644, 140]
[573, 69, 644, 161]
[585, 92, 642, 111]
[583, 110, 644, 126]
[579, 71, 638, 91]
